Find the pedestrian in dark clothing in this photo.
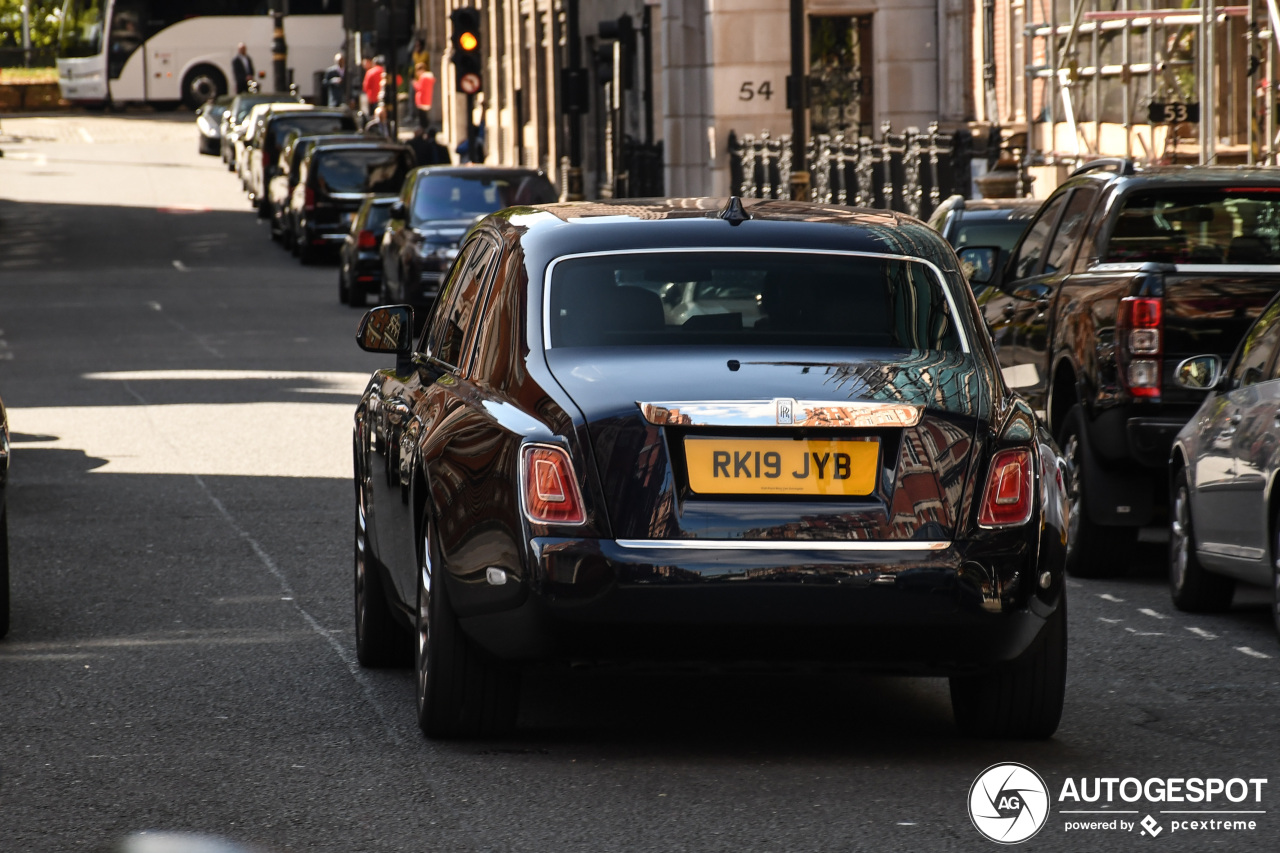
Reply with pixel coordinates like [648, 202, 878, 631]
[231, 43, 255, 94]
[408, 128, 450, 166]
[323, 53, 345, 107]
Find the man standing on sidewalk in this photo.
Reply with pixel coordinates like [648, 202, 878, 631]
[231, 43, 255, 94]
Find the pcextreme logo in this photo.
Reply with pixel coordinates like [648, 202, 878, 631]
[968, 763, 1051, 844]
[968, 764, 1270, 844]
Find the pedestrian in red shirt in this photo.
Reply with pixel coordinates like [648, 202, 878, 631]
[362, 56, 385, 111]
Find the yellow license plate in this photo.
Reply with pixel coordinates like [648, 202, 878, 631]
[684, 437, 879, 496]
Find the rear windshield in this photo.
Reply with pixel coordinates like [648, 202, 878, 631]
[314, 149, 413, 194]
[547, 252, 964, 351]
[363, 202, 393, 231]
[412, 174, 558, 221]
[1104, 189, 1280, 265]
[272, 115, 352, 149]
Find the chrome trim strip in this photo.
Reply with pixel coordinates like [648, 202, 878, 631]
[1175, 264, 1280, 274]
[1198, 542, 1265, 561]
[540, 248, 970, 354]
[637, 399, 923, 428]
[615, 539, 951, 552]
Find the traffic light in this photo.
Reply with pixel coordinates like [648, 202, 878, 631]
[596, 14, 635, 89]
[450, 7, 483, 94]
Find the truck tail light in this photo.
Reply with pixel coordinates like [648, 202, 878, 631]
[978, 448, 1035, 528]
[304, 187, 316, 211]
[1117, 296, 1162, 399]
[521, 445, 586, 525]
[357, 229, 377, 249]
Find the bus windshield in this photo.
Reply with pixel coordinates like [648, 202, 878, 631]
[59, 0, 105, 58]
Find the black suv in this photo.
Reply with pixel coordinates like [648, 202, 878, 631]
[968, 160, 1280, 576]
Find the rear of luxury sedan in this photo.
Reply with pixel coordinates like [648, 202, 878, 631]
[354, 200, 1067, 740]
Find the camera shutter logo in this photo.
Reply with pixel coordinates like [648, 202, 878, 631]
[969, 763, 1051, 844]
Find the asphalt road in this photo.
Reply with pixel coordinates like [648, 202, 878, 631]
[1, 113, 1279, 853]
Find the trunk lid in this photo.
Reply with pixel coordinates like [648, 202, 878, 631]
[546, 347, 986, 541]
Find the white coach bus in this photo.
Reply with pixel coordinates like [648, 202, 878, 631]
[57, 0, 343, 110]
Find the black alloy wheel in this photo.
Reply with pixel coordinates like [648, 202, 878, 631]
[1058, 405, 1132, 578]
[0, 508, 9, 639]
[1273, 512, 1280, 641]
[353, 481, 404, 667]
[415, 515, 519, 738]
[949, 598, 1067, 739]
[345, 269, 367, 307]
[1169, 468, 1234, 612]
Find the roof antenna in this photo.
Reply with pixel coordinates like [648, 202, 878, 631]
[719, 196, 750, 225]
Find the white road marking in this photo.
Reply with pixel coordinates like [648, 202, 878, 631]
[146, 301, 162, 312]
[1138, 608, 1168, 619]
[1099, 594, 1125, 603]
[84, 369, 368, 392]
[77, 126, 94, 144]
[1186, 627, 1218, 640]
[1125, 627, 1165, 636]
[1236, 646, 1272, 660]
[1099, 617, 1124, 624]
[172, 260, 189, 272]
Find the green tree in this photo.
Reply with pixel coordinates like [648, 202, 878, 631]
[0, 1, 65, 54]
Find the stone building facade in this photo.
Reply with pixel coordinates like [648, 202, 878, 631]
[415, 0, 969, 200]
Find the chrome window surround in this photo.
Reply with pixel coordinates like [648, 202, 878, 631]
[540, 248, 971, 354]
[615, 539, 950, 552]
[637, 399, 923, 429]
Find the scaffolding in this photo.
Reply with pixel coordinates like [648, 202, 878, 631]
[1022, 1, 1280, 168]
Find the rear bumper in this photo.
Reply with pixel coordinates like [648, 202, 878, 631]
[457, 537, 1060, 674]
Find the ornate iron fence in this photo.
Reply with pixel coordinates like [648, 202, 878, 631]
[728, 122, 977, 221]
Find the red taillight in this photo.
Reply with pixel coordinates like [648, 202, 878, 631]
[304, 187, 316, 211]
[1117, 296, 1163, 399]
[357, 229, 377, 249]
[978, 448, 1034, 528]
[521, 445, 586, 524]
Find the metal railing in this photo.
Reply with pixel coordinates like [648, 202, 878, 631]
[727, 122, 977, 220]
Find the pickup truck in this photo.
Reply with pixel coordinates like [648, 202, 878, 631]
[964, 160, 1280, 577]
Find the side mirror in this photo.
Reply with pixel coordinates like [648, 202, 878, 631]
[390, 200, 407, 220]
[1174, 354, 1223, 391]
[356, 305, 414, 355]
[957, 246, 1002, 288]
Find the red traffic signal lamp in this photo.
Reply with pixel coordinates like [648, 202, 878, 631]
[450, 7, 483, 94]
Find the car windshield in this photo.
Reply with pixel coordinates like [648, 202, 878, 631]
[548, 252, 964, 351]
[412, 174, 557, 221]
[1104, 189, 1280, 265]
[235, 96, 296, 123]
[314, 149, 413, 194]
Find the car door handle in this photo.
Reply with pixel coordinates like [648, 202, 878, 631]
[1002, 303, 1016, 318]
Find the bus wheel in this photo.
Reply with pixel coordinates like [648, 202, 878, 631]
[182, 65, 227, 111]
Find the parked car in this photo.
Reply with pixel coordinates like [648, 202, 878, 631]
[963, 161, 1280, 578]
[291, 140, 415, 264]
[234, 100, 308, 184]
[268, 132, 369, 245]
[1169, 292, 1280, 632]
[0, 392, 9, 638]
[380, 166, 557, 309]
[929, 195, 1042, 253]
[339, 197, 396, 307]
[250, 106, 359, 217]
[352, 197, 1069, 740]
[222, 93, 301, 170]
[195, 94, 234, 156]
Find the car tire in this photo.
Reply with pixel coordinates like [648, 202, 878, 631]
[181, 64, 226, 111]
[354, 484, 405, 667]
[1058, 406, 1132, 578]
[297, 238, 318, 266]
[345, 274, 367, 308]
[257, 196, 270, 221]
[0, 508, 9, 639]
[1273, 512, 1280, 641]
[415, 514, 520, 738]
[949, 598, 1066, 739]
[339, 267, 351, 305]
[1169, 468, 1235, 612]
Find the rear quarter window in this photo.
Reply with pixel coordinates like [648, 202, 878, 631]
[314, 150, 413, 194]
